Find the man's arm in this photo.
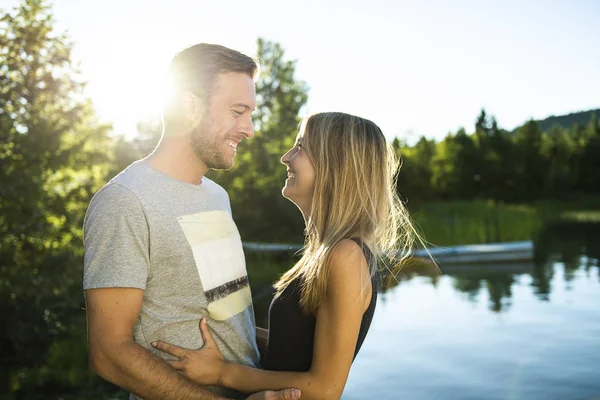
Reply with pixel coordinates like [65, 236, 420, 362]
[86, 287, 223, 400]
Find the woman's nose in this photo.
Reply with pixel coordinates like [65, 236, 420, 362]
[281, 149, 292, 164]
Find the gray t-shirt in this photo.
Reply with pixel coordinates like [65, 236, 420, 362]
[83, 161, 259, 399]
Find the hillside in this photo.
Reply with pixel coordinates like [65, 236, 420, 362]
[531, 108, 599, 132]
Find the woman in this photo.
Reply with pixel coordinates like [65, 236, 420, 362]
[153, 112, 425, 399]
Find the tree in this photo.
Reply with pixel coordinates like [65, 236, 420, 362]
[108, 116, 162, 179]
[0, 0, 113, 395]
[396, 136, 436, 205]
[431, 128, 479, 200]
[514, 120, 546, 200]
[209, 38, 309, 243]
[577, 114, 600, 194]
[541, 125, 575, 197]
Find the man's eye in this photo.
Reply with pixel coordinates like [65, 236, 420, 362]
[233, 110, 243, 116]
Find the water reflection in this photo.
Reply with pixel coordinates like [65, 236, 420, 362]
[251, 221, 600, 326]
[380, 220, 600, 313]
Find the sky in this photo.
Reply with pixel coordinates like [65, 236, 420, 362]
[2, 0, 599, 142]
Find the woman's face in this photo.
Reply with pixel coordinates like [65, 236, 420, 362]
[280, 134, 316, 216]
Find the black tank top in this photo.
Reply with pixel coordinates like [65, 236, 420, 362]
[262, 240, 378, 371]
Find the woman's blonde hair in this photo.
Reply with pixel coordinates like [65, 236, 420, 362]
[274, 112, 429, 314]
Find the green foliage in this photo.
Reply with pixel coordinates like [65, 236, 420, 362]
[0, 0, 113, 395]
[107, 117, 162, 179]
[397, 108, 600, 207]
[396, 136, 436, 203]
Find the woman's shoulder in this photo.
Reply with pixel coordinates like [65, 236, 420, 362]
[328, 239, 372, 287]
[332, 238, 363, 257]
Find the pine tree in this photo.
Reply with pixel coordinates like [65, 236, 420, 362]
[0, 0, 113, 393]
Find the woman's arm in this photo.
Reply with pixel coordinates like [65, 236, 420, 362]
[153, 239, 372, 400]
[220, 240, 372, 400]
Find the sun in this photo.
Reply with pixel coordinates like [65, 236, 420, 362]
[82, 41, 177, 139]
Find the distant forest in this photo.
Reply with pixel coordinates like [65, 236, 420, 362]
[520, 108, 600, 133]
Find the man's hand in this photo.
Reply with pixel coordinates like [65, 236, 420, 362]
[246, 388, 301, 400]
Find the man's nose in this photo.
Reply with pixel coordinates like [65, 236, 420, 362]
[240, 116, 254, 139]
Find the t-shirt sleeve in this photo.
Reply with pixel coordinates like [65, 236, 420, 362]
[216, 184, 233, 216]
[223, 192, 233, 216]
[83, 183, 150, 290]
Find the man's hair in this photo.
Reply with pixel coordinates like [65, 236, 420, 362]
[163, 43, 258, 129]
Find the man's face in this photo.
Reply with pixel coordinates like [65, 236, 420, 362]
[191, 72, 256, 170]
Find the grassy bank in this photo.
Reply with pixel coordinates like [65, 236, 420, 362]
[413, 197, 600, 247]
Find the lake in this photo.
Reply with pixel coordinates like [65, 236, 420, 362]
[343, 258, 600, 399]
[251, 221, 600, 400]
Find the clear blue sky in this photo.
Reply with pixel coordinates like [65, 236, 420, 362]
[2, 0, 599, 142]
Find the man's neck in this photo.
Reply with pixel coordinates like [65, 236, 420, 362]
[146, 137, 208, 185]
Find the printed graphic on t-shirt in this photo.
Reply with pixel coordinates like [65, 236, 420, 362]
[177, 210, 252, 320]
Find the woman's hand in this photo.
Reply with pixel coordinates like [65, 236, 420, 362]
[152, 317, 225, 386]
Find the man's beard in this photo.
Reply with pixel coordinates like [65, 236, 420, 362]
[190, 116, 234, 171]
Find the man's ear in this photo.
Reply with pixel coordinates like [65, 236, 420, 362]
[179, 91, 204, 124]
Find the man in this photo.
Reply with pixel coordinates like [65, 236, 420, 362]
[83, 43, 300, 400]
